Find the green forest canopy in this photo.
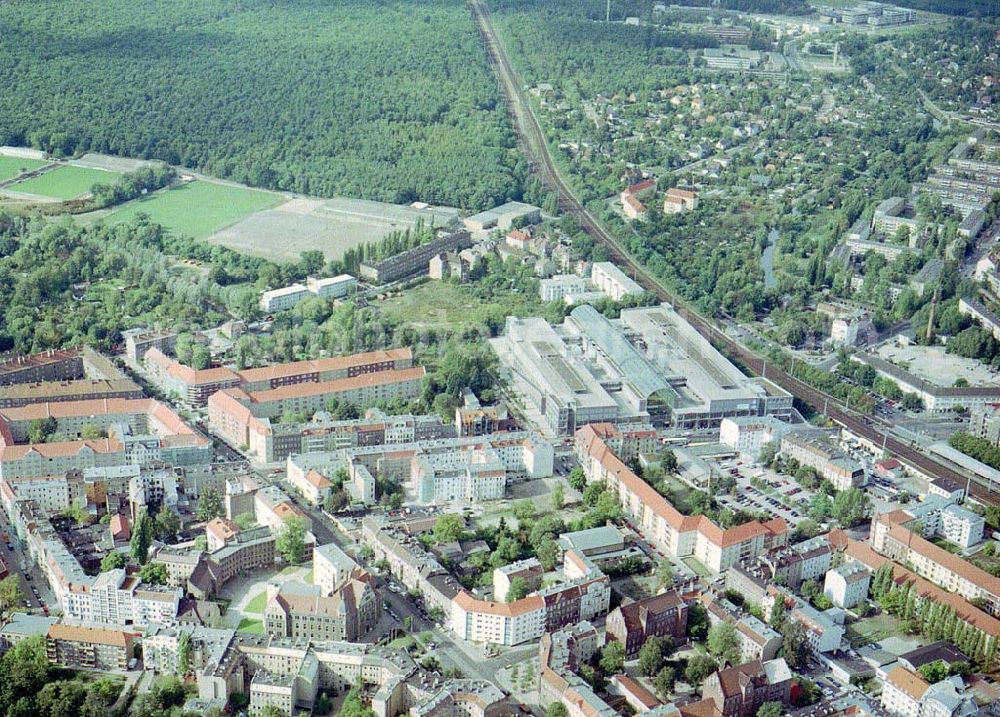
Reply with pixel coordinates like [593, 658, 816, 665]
[0, 0, 525, 210]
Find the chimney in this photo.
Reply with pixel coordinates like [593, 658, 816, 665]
[925, 288, 939, 344]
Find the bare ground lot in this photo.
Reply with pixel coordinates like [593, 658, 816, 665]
[206, 196, 460, 262]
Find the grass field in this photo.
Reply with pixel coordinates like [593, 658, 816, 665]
[11, 165, 120, 199]
[682, 556, 712, 578]
[847, 613, 905, 647]
[381, 280, 550, 333]
[244, 591, 267, 614]
[237, 618, 264, 634]
[0, 156, 47, 183]
[107, 180, 283, 239]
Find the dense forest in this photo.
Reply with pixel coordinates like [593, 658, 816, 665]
[0, 0, 523, 210]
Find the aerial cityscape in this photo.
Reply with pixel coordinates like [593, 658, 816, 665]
[0, 1, 997, 717]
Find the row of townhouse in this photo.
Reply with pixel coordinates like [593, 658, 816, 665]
[286, 431, 553, 506]
[725, 536, 835, 606]
[872, 511, 1000, 614]
[147, 346, 416, 407]
[575, 423, 787, 573]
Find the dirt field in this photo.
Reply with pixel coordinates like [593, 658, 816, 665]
[206, 196, 459, 263]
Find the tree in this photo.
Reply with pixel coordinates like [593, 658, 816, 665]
[568, 468, 586, 491]
[37, 680, 87, 717]
[0, 575, 24, 611]
[537, 537, 560, 570]
[708, 622, 742, 666]
[661, 449, 679, 473]
[832, 488, 871, 527]
[918, 660, 948, 683]
[177, 631, 192, 676]
[190, 344, 211, 370]
[658, 560, 675, 588]
[552, 483, 565, 510]
[547, 703, 569, 717]
[314, 691, 334, 716]
[512, 500, 536, 523]
[433, 514, 464, 544]
[687, 602, 709, 640]
[100, 552, 127, 572]
[276, 517, 308, 564]
[153, 510, 180, 541]
[684, 655, 717, 686]
[234, 512, 256, 530]
[197, 489, 224, 522]
[130, 509, 152, 564]
[639, 636, 667, 676]
[139, 562, 169, 585]
[600, 641, 625, 674]
[653, 666, 676, 699]
[507, 577, 530, 602]
[80, 424, 106, 440]
[27, 417, 57, 444]
[781, 620, 811, 669]
[758, 701, 783, 717]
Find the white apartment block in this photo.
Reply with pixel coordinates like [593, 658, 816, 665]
[881, 667, 976, 717]
[940, 504, 985, 548]
[790, 601, 845, 653]
[589, 262, 644, 301]
[718, 416, 791, 460]
[67, 568, 181, 626]
[791, 535, 833, 581]
[259, 275, 357, 313]
[314, 542, 359, 595]
[540, 274, 590, 302]
[823, 562, 871, 609]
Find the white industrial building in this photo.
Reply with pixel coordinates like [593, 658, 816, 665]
[589, 262, 644, 301]
[719, 416, 792, 459]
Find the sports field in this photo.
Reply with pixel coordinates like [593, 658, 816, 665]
[0, 156, 47, 183]
[207, 196, 459, 262]
[107, 180, 283, 240]
[9, 165, 120, 199]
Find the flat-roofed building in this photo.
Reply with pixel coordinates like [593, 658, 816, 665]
[620, 305, 792, 428]
[0, 378, 142, 409]
[0, 349, 84, 386]
[463, 202, 540, 232]
[314, 542, 359, 595]
[780, 430, 865, 491]
[360, 231, 472, 284]
[124, 330, 178, 363]
[589, 262, 644, 301]
[824, 562, 871, 608]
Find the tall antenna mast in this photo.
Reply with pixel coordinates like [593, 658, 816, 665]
[606, 0, 611, 22]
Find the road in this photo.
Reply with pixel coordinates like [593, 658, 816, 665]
[468, 0, 1000, 506]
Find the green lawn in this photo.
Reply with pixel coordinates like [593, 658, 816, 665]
[237, 618, 264, 634]
[0, 156, 47, 183]
[106, 180, 283, 239]
[847, 613, 905, 647]
[244, 591, 267, 613]
[682, 556, 712, 578]
[11, 165, 120, 199]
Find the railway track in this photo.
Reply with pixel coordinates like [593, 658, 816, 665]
[468, 0, 1000, 506]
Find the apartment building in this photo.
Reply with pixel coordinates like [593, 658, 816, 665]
[719, 416, 791, 460]
[851, 353, 1000, 414]
[589, 262, 644, 301]
[824, 562, 871, 609]
[360, 231, 472, 283]
[872, 512, 1000, 613]
[903, 497, 985, 549]
[780, 430, 865, 491]
[663, 187, 698, 214]
[46, 623, 134, 671]
[702, 595, 783, 663]
[259, 275, 357, 313]
[792, 535, 834, 582]
[605, 590, 688, 657]
[789, 599, 845, 653]
[959, 296, 1000, 342]
[0, 349, 84, 386]
[0, 377, 142, 409]
[576, 423, 787, 573]
[124, 330, 178, 363]
[254, 485, 312, 533]
[314, 542, 359, 595]
[540, 274, 590, 302]
[144, 348, 241, 406]
[881, 666, 975, 717]
[493, 558, 544, 603]
[286, 431, 552, 506]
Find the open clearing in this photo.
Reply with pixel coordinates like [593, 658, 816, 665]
[106, 180, 283, 240]
[206, 196, 460, 263]
[0, 156, 47, 183]
[381, 281, 488, 332]
[244, 591, 267, 614]
[237, 618, 264, 634]
[8, 165, 120, 199]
